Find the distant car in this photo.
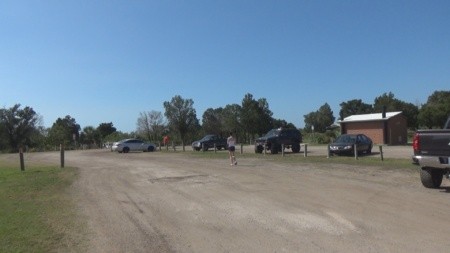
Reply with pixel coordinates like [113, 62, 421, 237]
[111, 139, 156, 153]
[329, 134, 373, 155]
[192, 134, 227, 151]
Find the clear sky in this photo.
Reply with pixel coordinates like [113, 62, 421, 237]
[1, 0, 449, 132]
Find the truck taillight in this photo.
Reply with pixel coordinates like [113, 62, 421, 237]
[413, 133, 420, 152]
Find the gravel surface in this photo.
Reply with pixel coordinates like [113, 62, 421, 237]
[3, 146, 450, 252]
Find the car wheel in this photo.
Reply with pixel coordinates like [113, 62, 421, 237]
[291, 144, 300, 153]
[147, 146, 155, 152]
[202, 145, 208, 152]
[255, 145, 263, 153]
[123, 147, 130, 153]
[270, 144, 279, 154]
[367, 145, 372, 154]
[420, 168, 443, 188]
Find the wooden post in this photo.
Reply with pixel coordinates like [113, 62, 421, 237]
[214, 143, 217, 153]
[240, 144, 243, 154]
[264, 142, 267, 155]
[354, 144, 358, 160]
[379, 145, 384, 161]
[326, 144, 330, 158]
[159, 142, 161, 151]
[172, 141, 176, 151]
[202, 143, 205, 152]
[304, 144, 308, 157]
[19, 147, 25, 171]
[60, 144, 65, 168]
[282, 144, 285, 157]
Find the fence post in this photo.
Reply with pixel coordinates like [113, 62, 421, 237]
[172, 141, 176, 151]
[214, 143, 217, 153]
[304, 144, 308, 157]
[379, 145, 384, 161]
[327, 144, 330, 158]
[354, 144, 358, 160]
[264, 142, 267, 155]
[19, 147, 25, 171]
[60, 144, 65, 168]
[282, 144, 285, 157]
[240, 144, 243, 154]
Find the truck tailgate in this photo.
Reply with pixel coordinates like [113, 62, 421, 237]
[416, 130, 450, 156]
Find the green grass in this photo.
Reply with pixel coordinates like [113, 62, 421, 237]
[180, 149, 417, 170]
[0, 162, 86, 253]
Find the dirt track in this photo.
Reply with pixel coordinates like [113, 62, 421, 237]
[7, 147, 450, 252]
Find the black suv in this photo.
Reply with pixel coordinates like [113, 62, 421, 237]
[254, 128, 302, 154]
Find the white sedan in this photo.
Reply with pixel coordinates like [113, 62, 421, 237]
[111, 139, 156, 153]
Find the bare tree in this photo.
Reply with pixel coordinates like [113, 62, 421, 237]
[136, 111, 166, 142]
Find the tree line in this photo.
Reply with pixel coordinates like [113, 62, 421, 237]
[1, 90, 449, 153]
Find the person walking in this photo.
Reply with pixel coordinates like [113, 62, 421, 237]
[227, 132, 237, 166]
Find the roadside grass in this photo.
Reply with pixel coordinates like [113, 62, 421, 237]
[181, 149, 416, 170]
[0, 161, 86, 253]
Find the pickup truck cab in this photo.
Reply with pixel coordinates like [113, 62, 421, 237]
[412, 116, 450, 188]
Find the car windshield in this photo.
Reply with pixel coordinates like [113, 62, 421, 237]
[200, 135, 214, 141]
[335, 135, 356, 143]
[264, 129, 279, 137]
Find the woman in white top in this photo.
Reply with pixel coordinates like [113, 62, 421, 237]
[227, 132, 237, 166]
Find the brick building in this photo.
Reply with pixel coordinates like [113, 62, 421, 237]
[338, 111, 407, 145]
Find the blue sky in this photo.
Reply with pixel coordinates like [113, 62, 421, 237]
[1, 0, 449, 132]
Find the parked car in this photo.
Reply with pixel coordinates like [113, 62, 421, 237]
[111, 139, 156, 153]
[192, 134, 227, 151]
[254, 128, 302, 154]
[329, 134, 373, 155]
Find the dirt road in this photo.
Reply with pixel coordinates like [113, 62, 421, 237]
[15, 148, 450, 252]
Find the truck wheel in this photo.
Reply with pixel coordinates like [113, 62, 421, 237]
[420, 168, 443, 188]
[291, 144, 300, 153]
[270, 144, 279, 154]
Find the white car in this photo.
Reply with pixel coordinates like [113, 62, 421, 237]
[111, 139, 156, 153]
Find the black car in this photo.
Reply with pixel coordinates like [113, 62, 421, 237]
[192, 134, 227, 151]
[254, 128, 302, 154]
[329, 134, 373, 155]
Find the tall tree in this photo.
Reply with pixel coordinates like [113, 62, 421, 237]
[222, 103, 242, 139]
[80, 126, 100, 147]
[97, 122, 117, 140]
[240, 93, 273, 138]
[418, 90, 450, 128]
[47, 115, 81, 146]
[163, 95, 199, 145]
[136, 111, 166, 142]
[202, 107, 224, 136]
[303, 103, 335, 133]
[339, 99, 373, 120]
[0, 104, 41, 151]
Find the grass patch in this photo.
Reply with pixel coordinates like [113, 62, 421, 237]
[178, 149, 416, 170]
[0, 162, 86, 253]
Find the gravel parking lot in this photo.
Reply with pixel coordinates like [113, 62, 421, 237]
[3, 145, 450, 253]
